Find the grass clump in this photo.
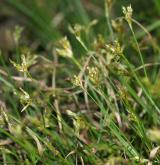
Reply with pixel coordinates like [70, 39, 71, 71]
[0, 0, 160, 164]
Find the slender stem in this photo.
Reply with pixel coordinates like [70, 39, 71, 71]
[122, 53, 160, 113]
[52, 52, 62, 132]
[105, 0, 114, 41]
[129, 24, 148, 79]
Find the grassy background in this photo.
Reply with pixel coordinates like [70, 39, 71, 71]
[0, 0, 160, 164]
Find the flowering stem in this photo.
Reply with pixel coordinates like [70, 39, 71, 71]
[129, 24, 148, 79]
[52, 52, 62, 133]
[105, 0, 114, 41]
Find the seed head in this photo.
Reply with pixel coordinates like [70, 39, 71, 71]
[112, 19, 124, 34]
[106, 40, 123, 56]
[72, 75, 83, 87]
[19, 88, 32, 112]
[10, 49, 37, 77]
[69, 24, 84, 37]
[56, 37, 73, 58]
[13, 25, 24, 46]
[122, 5, 133, 25]
[10, 55, 28, 73]
[88, 67, 100, 85]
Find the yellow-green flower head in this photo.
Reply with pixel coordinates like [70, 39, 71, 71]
[10, 55, 28, 73]
[122, 5, 133, 25]
[88, 67, 100, 85]
[56, 37, 73, 58]
[19, 88, 32, 112]
[72, 75, 83, 87]
[13, 25, 24, 45]
[106, 40, 123, 56]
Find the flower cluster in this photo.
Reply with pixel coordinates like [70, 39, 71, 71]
[10, 55, 28, 73]
[69, 24, 84, 38]
[10, 49, 37, 77]
[105, 40, 123, 66]
[87, 66, 101, 85]
[56, 37, 73, 58]
[72, 75, 83, 87]
[19, 88, 32, 112]
[106, 40, 123, 56]
[13, 25, 24, 46]
[122, 5, 133, 25]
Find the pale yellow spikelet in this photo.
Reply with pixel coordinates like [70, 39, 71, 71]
[56, 37, 73, 58]
[122, 5, 133, 25]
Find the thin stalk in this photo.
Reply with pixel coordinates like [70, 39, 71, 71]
[105, 0, 114, 41]
[52, 51, 62, 133]
[129, 24, 148, 79]
[122, 53, 160, 113]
